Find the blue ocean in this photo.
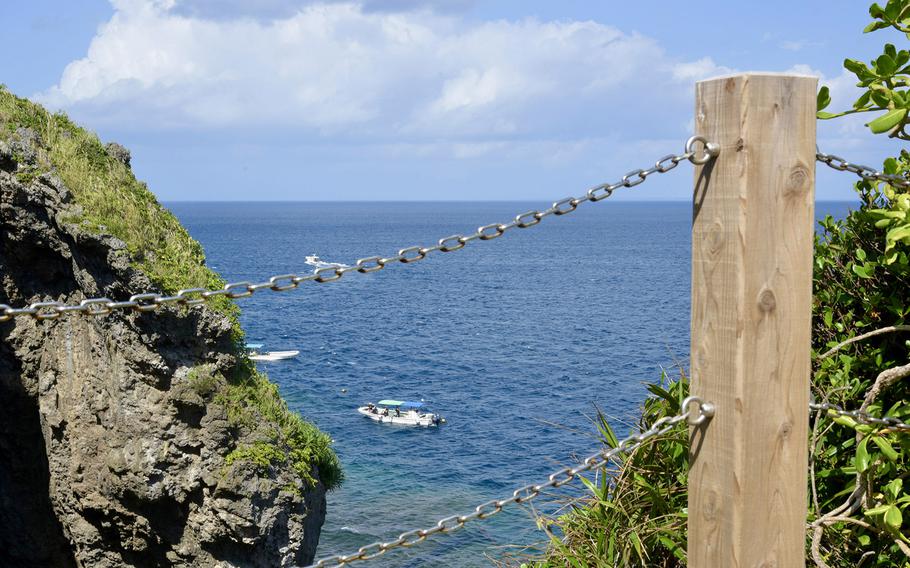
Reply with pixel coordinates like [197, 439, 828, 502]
[169, 200, 850, 567]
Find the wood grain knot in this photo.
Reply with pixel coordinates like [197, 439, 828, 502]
[735, 138, 745, 152]
[707, 220, 724, 254]
[778, 420, 792, 440]
[702, 489, 718, 520]
[757, 288, 777, 313]
[784, 165, 811, 197]
[693, 346, 708, 371]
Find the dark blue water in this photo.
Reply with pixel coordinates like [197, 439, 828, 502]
[168, 201, 851, 567]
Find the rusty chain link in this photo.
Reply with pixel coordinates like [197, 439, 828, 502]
[0, 137, 719, 324]
[303, 397, 715, 568]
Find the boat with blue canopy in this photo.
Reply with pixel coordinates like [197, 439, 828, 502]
[357, 399, 445, 427]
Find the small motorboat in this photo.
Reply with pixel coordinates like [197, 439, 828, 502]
[305, 254, 350, 270]
[357, 400, 445, 427]
[246, 343, 300, 362]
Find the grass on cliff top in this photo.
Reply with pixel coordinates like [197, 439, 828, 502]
[0, 85, 342, 491]
[0, 85, 230, 311]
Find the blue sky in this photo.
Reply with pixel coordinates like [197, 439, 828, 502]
[0, 1, 902, 201]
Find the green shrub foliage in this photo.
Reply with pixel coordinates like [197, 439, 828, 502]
[533, 3, 910, 566]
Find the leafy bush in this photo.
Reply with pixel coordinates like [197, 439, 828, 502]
[533, 3, 910, 566]
[529, 372, 690, 568]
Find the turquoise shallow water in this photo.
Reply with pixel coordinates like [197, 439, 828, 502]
[169, 200, 850, 567]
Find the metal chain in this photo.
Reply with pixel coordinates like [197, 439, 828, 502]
[810, 401, 910, 431]
[816, 148, 910, 190]
[0, 137, 719, 324]
[303, 397, 715, 568]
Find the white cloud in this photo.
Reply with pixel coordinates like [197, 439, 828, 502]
[671, 57, 735, 83]
[779, 39, 824, 52]
[37, 0, 705, 144]
[168, 0, 474, 20]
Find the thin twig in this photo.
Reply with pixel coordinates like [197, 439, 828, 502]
[860, 360, 910, 411]
[809, 407, 823, 516]
[810, 524, 832, 568]
[817, 325, 910, 360]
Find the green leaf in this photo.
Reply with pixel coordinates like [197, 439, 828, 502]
[845, 58, 874, 79]
[876, 53, 897, 75]
[851, 263, 873, 278]
[854, 90, 873, 109]
[866, 504, 891, 516]
[833, 414, 858, 429]
[871, 88, 892, 107]
[864, 20, 890, 32]
[885, 478, 903, 500]
[856, 247, 867, 261]
[817, 86, 831, 111]
[817, 86, 831, 112]
[873, 435, 900, 462]
[856, 437, 871, 472]
[884, 504, 903, 530]
[887, 225, 910, 243]
[629, 530, 644, 561]
[844, 58, 865, 73]
[867, 108, 908, 133]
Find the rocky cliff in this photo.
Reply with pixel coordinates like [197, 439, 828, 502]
[0, 92, 337, 567]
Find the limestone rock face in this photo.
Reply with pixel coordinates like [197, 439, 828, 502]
[0, 147, 325, 567]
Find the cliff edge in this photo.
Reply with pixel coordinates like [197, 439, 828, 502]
[0, 87, 340, 567]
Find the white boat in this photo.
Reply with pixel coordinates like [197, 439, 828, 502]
[357, 400, 445, 427]
[305, 254, 350, 270]
[246, 343, 300, 362]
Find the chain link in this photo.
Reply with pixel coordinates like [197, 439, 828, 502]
[816, 148, 910, 190]
[810, 401, 910, 431]
[303, 397, 715, 568]
[0, 138, 719, 325]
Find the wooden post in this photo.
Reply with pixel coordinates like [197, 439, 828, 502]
[688, 73, 817, 567]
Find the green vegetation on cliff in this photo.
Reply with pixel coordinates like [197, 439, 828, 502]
[0, 86, 342, 491]
[0, 86, 236, 321]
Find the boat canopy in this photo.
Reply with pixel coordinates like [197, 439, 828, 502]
[246, 343, 264, 350]
[376, 400, 426, 409]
